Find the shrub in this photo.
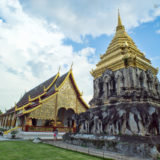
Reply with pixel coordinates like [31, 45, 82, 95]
[11, 130, 18, 139]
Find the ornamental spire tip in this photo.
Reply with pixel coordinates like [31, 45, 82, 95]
[118, 9, 122, 26]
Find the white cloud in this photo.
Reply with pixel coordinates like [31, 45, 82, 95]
[0, 0, 95, 112]
[20, 0, 160, 42]
[1, 0, 160, 112]
[156, 30, 160, 34]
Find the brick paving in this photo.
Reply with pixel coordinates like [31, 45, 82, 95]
[43, 140, 151, 160]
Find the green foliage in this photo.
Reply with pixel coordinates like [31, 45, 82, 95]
[0, 109, 2, 115]
[11, 130, 18, 139]
[11, 130, 18, 135]
[0, 128, 6, 135]
[0, 128, 7, 132]
[0, 141, 113, 160]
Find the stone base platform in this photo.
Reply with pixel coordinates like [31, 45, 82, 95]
[63, 133, 160, 159]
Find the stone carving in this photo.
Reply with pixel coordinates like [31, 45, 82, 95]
[81, 67, 160, 136]
[115, 70, 123, 96]
[90, 67, 160, 106]
[73, 103, 160, 136]
[94, 78, 100, 99]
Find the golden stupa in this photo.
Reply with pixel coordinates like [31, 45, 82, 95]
[91, 11, 158, 79]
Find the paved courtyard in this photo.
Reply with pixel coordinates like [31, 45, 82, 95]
[43, 140, 150, 160]
[0, 135, 10, 141]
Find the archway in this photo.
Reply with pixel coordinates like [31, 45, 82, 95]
[57, 108, 75, 127]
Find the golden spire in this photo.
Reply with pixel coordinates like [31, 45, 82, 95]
[90, 11, 158, 78]
[118, 9, 122, 26]
[116, 10, 125, 31]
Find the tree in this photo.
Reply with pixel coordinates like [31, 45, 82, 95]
[0, 109, 3, 115]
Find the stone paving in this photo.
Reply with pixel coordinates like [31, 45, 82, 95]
[43, 140, 151, 160]
[0, 135, 10, 141]
[0, 135, 24, 141]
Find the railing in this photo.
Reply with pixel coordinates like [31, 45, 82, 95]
[3, 126, 21, 135]
[23, 125, 76, 133]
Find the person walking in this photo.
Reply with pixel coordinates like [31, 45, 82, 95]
[53, 129, 58, 141]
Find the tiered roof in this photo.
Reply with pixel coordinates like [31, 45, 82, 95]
[91, 11, 158, 78]
[14, 69, 89, 114]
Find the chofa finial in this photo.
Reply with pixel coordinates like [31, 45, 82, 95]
[58, 66, 61, 73]
[70, 62, 73, 70]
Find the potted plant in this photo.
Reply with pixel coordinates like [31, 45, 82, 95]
[0, 128, 6, 136]
[11, 130, 18, 139]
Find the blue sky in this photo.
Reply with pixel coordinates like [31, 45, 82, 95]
[0, 0, 160, 112]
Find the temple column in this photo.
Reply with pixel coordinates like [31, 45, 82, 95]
[54, 93, 58, 127]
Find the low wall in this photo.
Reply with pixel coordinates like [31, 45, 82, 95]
[4, 131, 65, 140]
[18, 131, 65, 140]
[63, 133, 160, 159]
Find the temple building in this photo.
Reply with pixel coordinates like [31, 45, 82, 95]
[0, 68, 89, 133]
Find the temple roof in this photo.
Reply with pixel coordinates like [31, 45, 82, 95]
[47, 72, 69, 95]
[91, 11, 158, 79]
[16, 73, 59, 108]
[15, 69, 89, 112]
[0, 107, 15, 116]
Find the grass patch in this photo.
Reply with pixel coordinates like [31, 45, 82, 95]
[0, 141, 113, 160]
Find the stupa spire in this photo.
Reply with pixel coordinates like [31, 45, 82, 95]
[118, 9, 122, 26]
[116, 10, 125, 31]
[90, 11, 158, 78]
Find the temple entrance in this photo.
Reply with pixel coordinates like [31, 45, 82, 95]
[57, 108, 75, 127]
[22, 108, 76, 133]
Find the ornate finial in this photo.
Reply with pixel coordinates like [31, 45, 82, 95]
[39, 97, 42, 103]
[58, 66, 61, 73]
[43, 86, 47, 92]
[15, 103, 17, 109]
[23, 107, 25, 113]
[90, 69, 94, 75]
[54, 84, 57, 91]
[124, 41, 128, 47]
[118, 9, 122, 26]
[116, 9, 124, 31]
[28, 95, 31, 101]
[70, 62, 73, 70]
[81, 91, 83, 96]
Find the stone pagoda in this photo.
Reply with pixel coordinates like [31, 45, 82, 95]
[91, 11, 158, 79]
[72, 12, 160, 137]
[90, 11, 160, 107]
[64, 12, 160, 159]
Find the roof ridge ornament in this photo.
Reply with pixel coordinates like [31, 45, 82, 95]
[70, 62, 73, 71]
[58, 66, 61, 74]
[43, 86, 47, 92]
[54, 84, 57, 91]
[28, 95, 31, 101]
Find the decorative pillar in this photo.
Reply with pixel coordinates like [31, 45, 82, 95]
[76, 96, 78, 113]
[54, 93, 58, 127]
[25, 117, 32, 132]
